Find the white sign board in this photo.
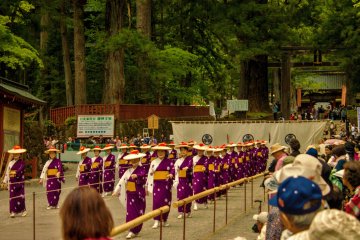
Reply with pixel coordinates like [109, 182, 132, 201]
[227, 99, 248, 113]
[77, 115, 115, 138]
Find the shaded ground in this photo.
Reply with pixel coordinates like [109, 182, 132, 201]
[0, 163, 267, 240]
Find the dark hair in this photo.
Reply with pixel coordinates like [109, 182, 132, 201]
[343, 161, 360, 188]
[331, 146, 346, 157]
[60, 187, 114, 240]
[289, 139, 300, 151]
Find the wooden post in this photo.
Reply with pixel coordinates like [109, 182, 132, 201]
[281, 52, 291, 119]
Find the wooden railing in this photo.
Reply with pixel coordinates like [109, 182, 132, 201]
[50, 104, 210, 125]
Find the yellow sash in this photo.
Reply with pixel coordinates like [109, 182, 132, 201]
[141, 158, 147, 163]
[238, 158, 243, 163]
[246, 156, 250, 161]
[194, 165, 205, 173]
[104, 161, 111, 167]
[187, 152, 192, 156]
[169, 154, 174, 159]
[154, 171, 169, 180]
[179, 169, 187, 178]
[119, 159, 127, 165]
[257, 152, 262, 157]
[126, 181, 136, 192]
[231, 158, 235, 163]
[223, 163, 229, 170]
[80, 164, 85, 172]
[208, 164, 215, 171]
[47, 169, 58, 176]
[91, 162, 99, 169]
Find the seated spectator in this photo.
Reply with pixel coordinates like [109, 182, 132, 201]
[253, 212, 268, 240]
[343, 161, 360, 220]
[289, 139, 300, 157]
[269, 176, 323, 240]
[288, 209, 360, 240]
[60, 187, 114, 240]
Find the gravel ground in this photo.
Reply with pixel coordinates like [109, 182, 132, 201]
[0, 163, 268, 240]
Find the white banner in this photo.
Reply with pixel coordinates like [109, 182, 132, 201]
[77, 115, 115, 138]
[171, 121, 326, 152]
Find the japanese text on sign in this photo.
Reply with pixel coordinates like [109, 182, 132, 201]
[77, 115, 115, 138]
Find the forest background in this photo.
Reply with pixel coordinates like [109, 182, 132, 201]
[2, 0, 360, 115]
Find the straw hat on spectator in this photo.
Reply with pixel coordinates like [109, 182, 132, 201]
[253, 212, 268, 224]
[193, 143, 208, 151]
[8, 145, 27, 154]
[124, 150, 146, 161]
[76, 146, 90, 155]
[152, 143, 171, 151]
[270, 143, 286, 155]
[288, 209, 360, 240]
[274, 154, 330, 195]
[44, 146, 60, 154]
[102, 144, 114, 150]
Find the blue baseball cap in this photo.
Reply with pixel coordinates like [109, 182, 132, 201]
[269, 176, 322, 215]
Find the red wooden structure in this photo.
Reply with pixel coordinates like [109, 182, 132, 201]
[50, 104, 210, 125]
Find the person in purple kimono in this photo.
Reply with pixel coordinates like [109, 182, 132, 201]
[76, 146, 91, 186]
[192, 143, 208, 210]
[168, 142, 178, 162]
[146, 143, 174, 229]
[254, 141, 263, 174]
[207, 147, 222, 201]
[113, 150, 147, 239]
[236, 142, 245, 180]
[117, 144, 129, 179]
[242, 143, 252, 177]
[39, 146, 64, 209]
[173, 142, 193, 219]
[188, 140, 197, 156]
[102, 144, 116, 196]
[140, 144, 152, 173]
[89, 146, 103, 193]
[221, 145, 231, 184]
[227, 143, 238, 182]
[260, 141, 269, 172]
[248, 141, 256, 176]
[2, 145, 27, 217]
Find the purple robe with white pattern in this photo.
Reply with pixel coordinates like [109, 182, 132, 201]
[173, 156, 193, 213]
[207, 156, 221, 200]
[148, 158, 174, 221]
[118, 152, 130, 179]
[192, 155, 208, 204]
[126, 166, 147, 234]
[7, 159, 26, 213]
[45, 158, 64, 207]
[78, 156, 92, 186]
[89, 156, 103, 193]
[103, 154, 116, 192]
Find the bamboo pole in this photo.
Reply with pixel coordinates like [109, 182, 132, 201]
[110, 206, 170, 237]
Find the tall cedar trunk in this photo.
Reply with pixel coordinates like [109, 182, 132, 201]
[60, 0, 74, 106]
[73, 0, 87, 105]
[39, 10, 50, 125]
[103, 0, 125, 104]
[239, 55, 269, 112]
[136, 0, 151, 103]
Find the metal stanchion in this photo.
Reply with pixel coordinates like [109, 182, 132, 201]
[267, 193, 270, 212]
[244, 180, 247, 213]
[225, 188, 228, 225]
[251, 178, 254, 208]
[160, 210, 163, 240]
[213, 191, 216, 233]
[183, 202, 186, 240]
[33, 192, 35, 240]
[263, 175, 266, 201]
